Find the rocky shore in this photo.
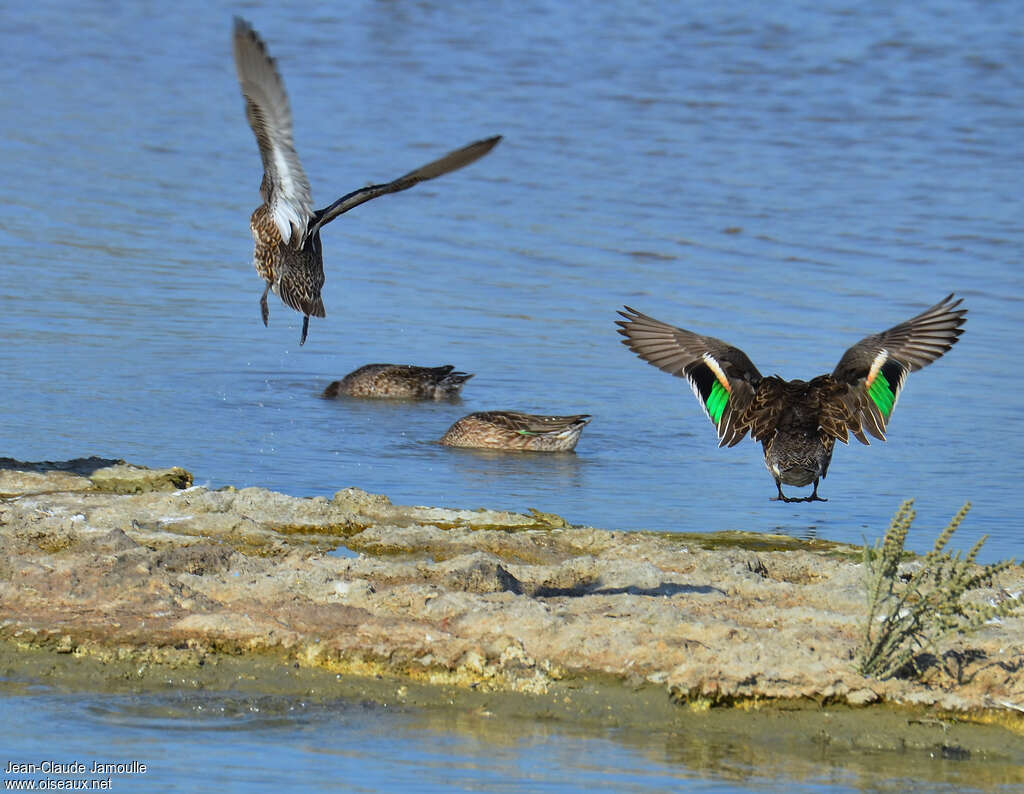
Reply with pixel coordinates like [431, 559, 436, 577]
[1, 457, 1022, 762]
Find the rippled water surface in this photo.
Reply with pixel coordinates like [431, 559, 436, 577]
[1, 0, 1022, 788]
[3, 1, 1022, 560]
[0, 684, 1012, 793]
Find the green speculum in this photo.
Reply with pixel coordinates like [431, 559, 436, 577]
[706, 380, 729, 424]
[868, 374, 895, 419]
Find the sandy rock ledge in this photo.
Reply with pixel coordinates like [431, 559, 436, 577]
[1, 458, 1022, 747]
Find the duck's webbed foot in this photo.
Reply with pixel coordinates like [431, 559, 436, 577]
[260, 285, 270, 328]
[770, 481, 795, 502]
[805, 480, 828, 502]
[770, 481, 827, 503]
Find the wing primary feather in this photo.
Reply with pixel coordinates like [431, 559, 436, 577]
[310, 136, 502, 234]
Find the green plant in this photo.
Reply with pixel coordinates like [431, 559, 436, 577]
[857, 500, 1023, 680]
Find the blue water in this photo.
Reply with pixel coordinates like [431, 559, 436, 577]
[1, 0, 1022, 788]
[0, 686, 990, 793]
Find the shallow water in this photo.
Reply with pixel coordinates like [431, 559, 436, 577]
[1, 0, 1022, 788]
[0, 685, 1006, 794]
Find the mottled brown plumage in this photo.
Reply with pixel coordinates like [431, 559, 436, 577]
[440, 411, 591, 452]
[322, 364, 473, 400]
[616, 295, 966, 502]
[232, 18, 501, 345]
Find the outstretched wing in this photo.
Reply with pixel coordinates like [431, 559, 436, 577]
[616, 307, 763, 447]
[309, 136, 502, 235]
[830, 293, 966, 443]
[233, 18, 313, 247]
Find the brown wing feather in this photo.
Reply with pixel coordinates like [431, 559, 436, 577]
[812, 377, 863, 445]
[744, 377, 787, 443]
[830, 294, 966, 443]
[232, 18, 314, 247]
[311, 136, 502, 234]
[832, 294, 967, 379]
[616, 307, 762, 446]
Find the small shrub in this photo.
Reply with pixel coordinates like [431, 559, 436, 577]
[857, 500, 1023, 680]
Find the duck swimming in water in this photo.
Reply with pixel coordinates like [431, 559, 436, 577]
[440, 411, 591, 452]
[322, 364, 473, 401]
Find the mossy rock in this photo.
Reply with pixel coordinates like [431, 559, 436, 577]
[89, 464, 193, 494]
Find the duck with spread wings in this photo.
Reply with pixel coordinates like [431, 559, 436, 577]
[232, 18, 501, 345]
[616, 295, 966, 502]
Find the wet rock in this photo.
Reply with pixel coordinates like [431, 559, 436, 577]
[0, 456, 120, 495]
[93, 528, 141, 552]
[437, 552, 524, 595]
[0, 457, 1022, 723]
[332, 487, 392, 514]
[154, 544, 234, 576]
[0, 457, 193, 496]
[89, 463, 193, 493]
